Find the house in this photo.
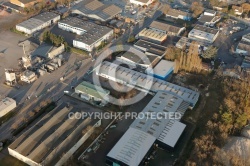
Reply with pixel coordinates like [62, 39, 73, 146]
[10, 0, 42, 8]
[236, 40, 250, 56]
[232, 5, 244, 16]
[188, 25, 219, 43]
[149, 21, 186, 36]
[71, 0, 122, 22]
[165, 8, 192, 21]
[129, 0, 154, 6]
[16, 12, 60, 34]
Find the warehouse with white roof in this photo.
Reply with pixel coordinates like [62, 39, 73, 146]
[0, 97, 16, 117]
[148, 60, 175, 80]
[96, 61, 199, 108]
[188, 25, 219, 43]
[106, 91, 189, 166]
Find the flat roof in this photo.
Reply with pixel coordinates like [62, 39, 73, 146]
[139, 28, 167, 42]
[149, 60, 175, 77]
[199, 15, 215, 23]
[134, 39, 167, 56]
[18, 0, 36, 4]
[107, 91, 189, 165]
[121, 51, 159, 65]
[0, 97, 16, 112]
[237, 41, 250, 53]
[176, 37, 211, 49]
[107, 127, 156, 166]
[192, 24, 219, 35]
[74, 24, 112, 45]
[59, 17, 95, 31]
[205, 9, 216, 14]
[243, 33, 250, 41]
[97, 61, 199, 106]
[165, 8, 190, 17]
[72, 0, 122, 21]
[150, 21, 183, 34]
[9, 103, 99, 165]
[75, 81, 110, 99]
[158, 120, 186, 148]
[16, 12, 60, 30]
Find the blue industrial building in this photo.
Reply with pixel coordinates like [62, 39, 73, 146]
[148, 60, 175, 80]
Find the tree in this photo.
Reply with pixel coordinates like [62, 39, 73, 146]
[164, 46, 182, 60]
[202, 46, 218, 59]
[190, 2, 204, 18]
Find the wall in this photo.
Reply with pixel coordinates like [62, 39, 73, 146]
[48, 44, 65, 59]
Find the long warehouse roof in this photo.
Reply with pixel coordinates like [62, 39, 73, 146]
[96, 61, 199, 107]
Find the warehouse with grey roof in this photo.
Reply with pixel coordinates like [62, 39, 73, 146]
[16, 12, 60, 34]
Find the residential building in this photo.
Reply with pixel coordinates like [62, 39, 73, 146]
[188, 25, 219, 43]
[137, 28, 167, 44]
[8, 103, 101, 166]
[148, 60, 175, 80]
[10, 0, 42, 8]
[198, 15, 221, 27]
[204, 9, 216, 16]
[106, 91, 189, 166]
[20, 70, 37, 84]
[0, 97, 16, 118]
[165, 8, 192, 21]
[149, 21, 186, 36]
[116, 51, 160, 70]
[129, 0, 154, 6]
[16, 12, 60, 34]
[134, 39, 167, 57]
[236, 41, 250, 56]
[96, 61, 200, 107]
[71, 0, 122, 22]
[232, 5, 243, 15]
[75, 81, 110, 105]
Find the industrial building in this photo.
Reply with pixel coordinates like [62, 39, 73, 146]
[16, 12, 60, 34]
[242, 33, 250, 43]
[116, 51, 160, 70]
[165, 8, 192, 21]
[0, 97, 16, 118]
[106, 91, 189, 166]
[20, 70, 37, 84]
[236, 40, 250, 56]
[71, 0, 122, 22]
[75, 81, 110, 106]
[129, 0, 154, 6]
[175, 37, 210, 53]
[198, 15, 221, 27]
[134, 39, 167, 57]
[188, 25, 219, 43]
[8, 104, 101, 166]
[204, 9, 216, 16]
[148, 60, 175, 80]
[96, 61, 199, 107]
[137, 28, 167, 44]
[149, 21, 186, 36]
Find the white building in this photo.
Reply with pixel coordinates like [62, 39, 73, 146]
[96, 61, 200, 107]
[188, 25, 219, 43]
[165, 8, 192, 21]
[20, 70, 37, 84]
[130, 0, 154, 6]
[8, 104, 101, 166]
[0, 97, 16, 118]
[71, 0, 122, 22]
[106, 91, 189, 166]
[198, 15, 221, 27]
[16, 12, 60, 35]
[204, 9, 216, 16]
